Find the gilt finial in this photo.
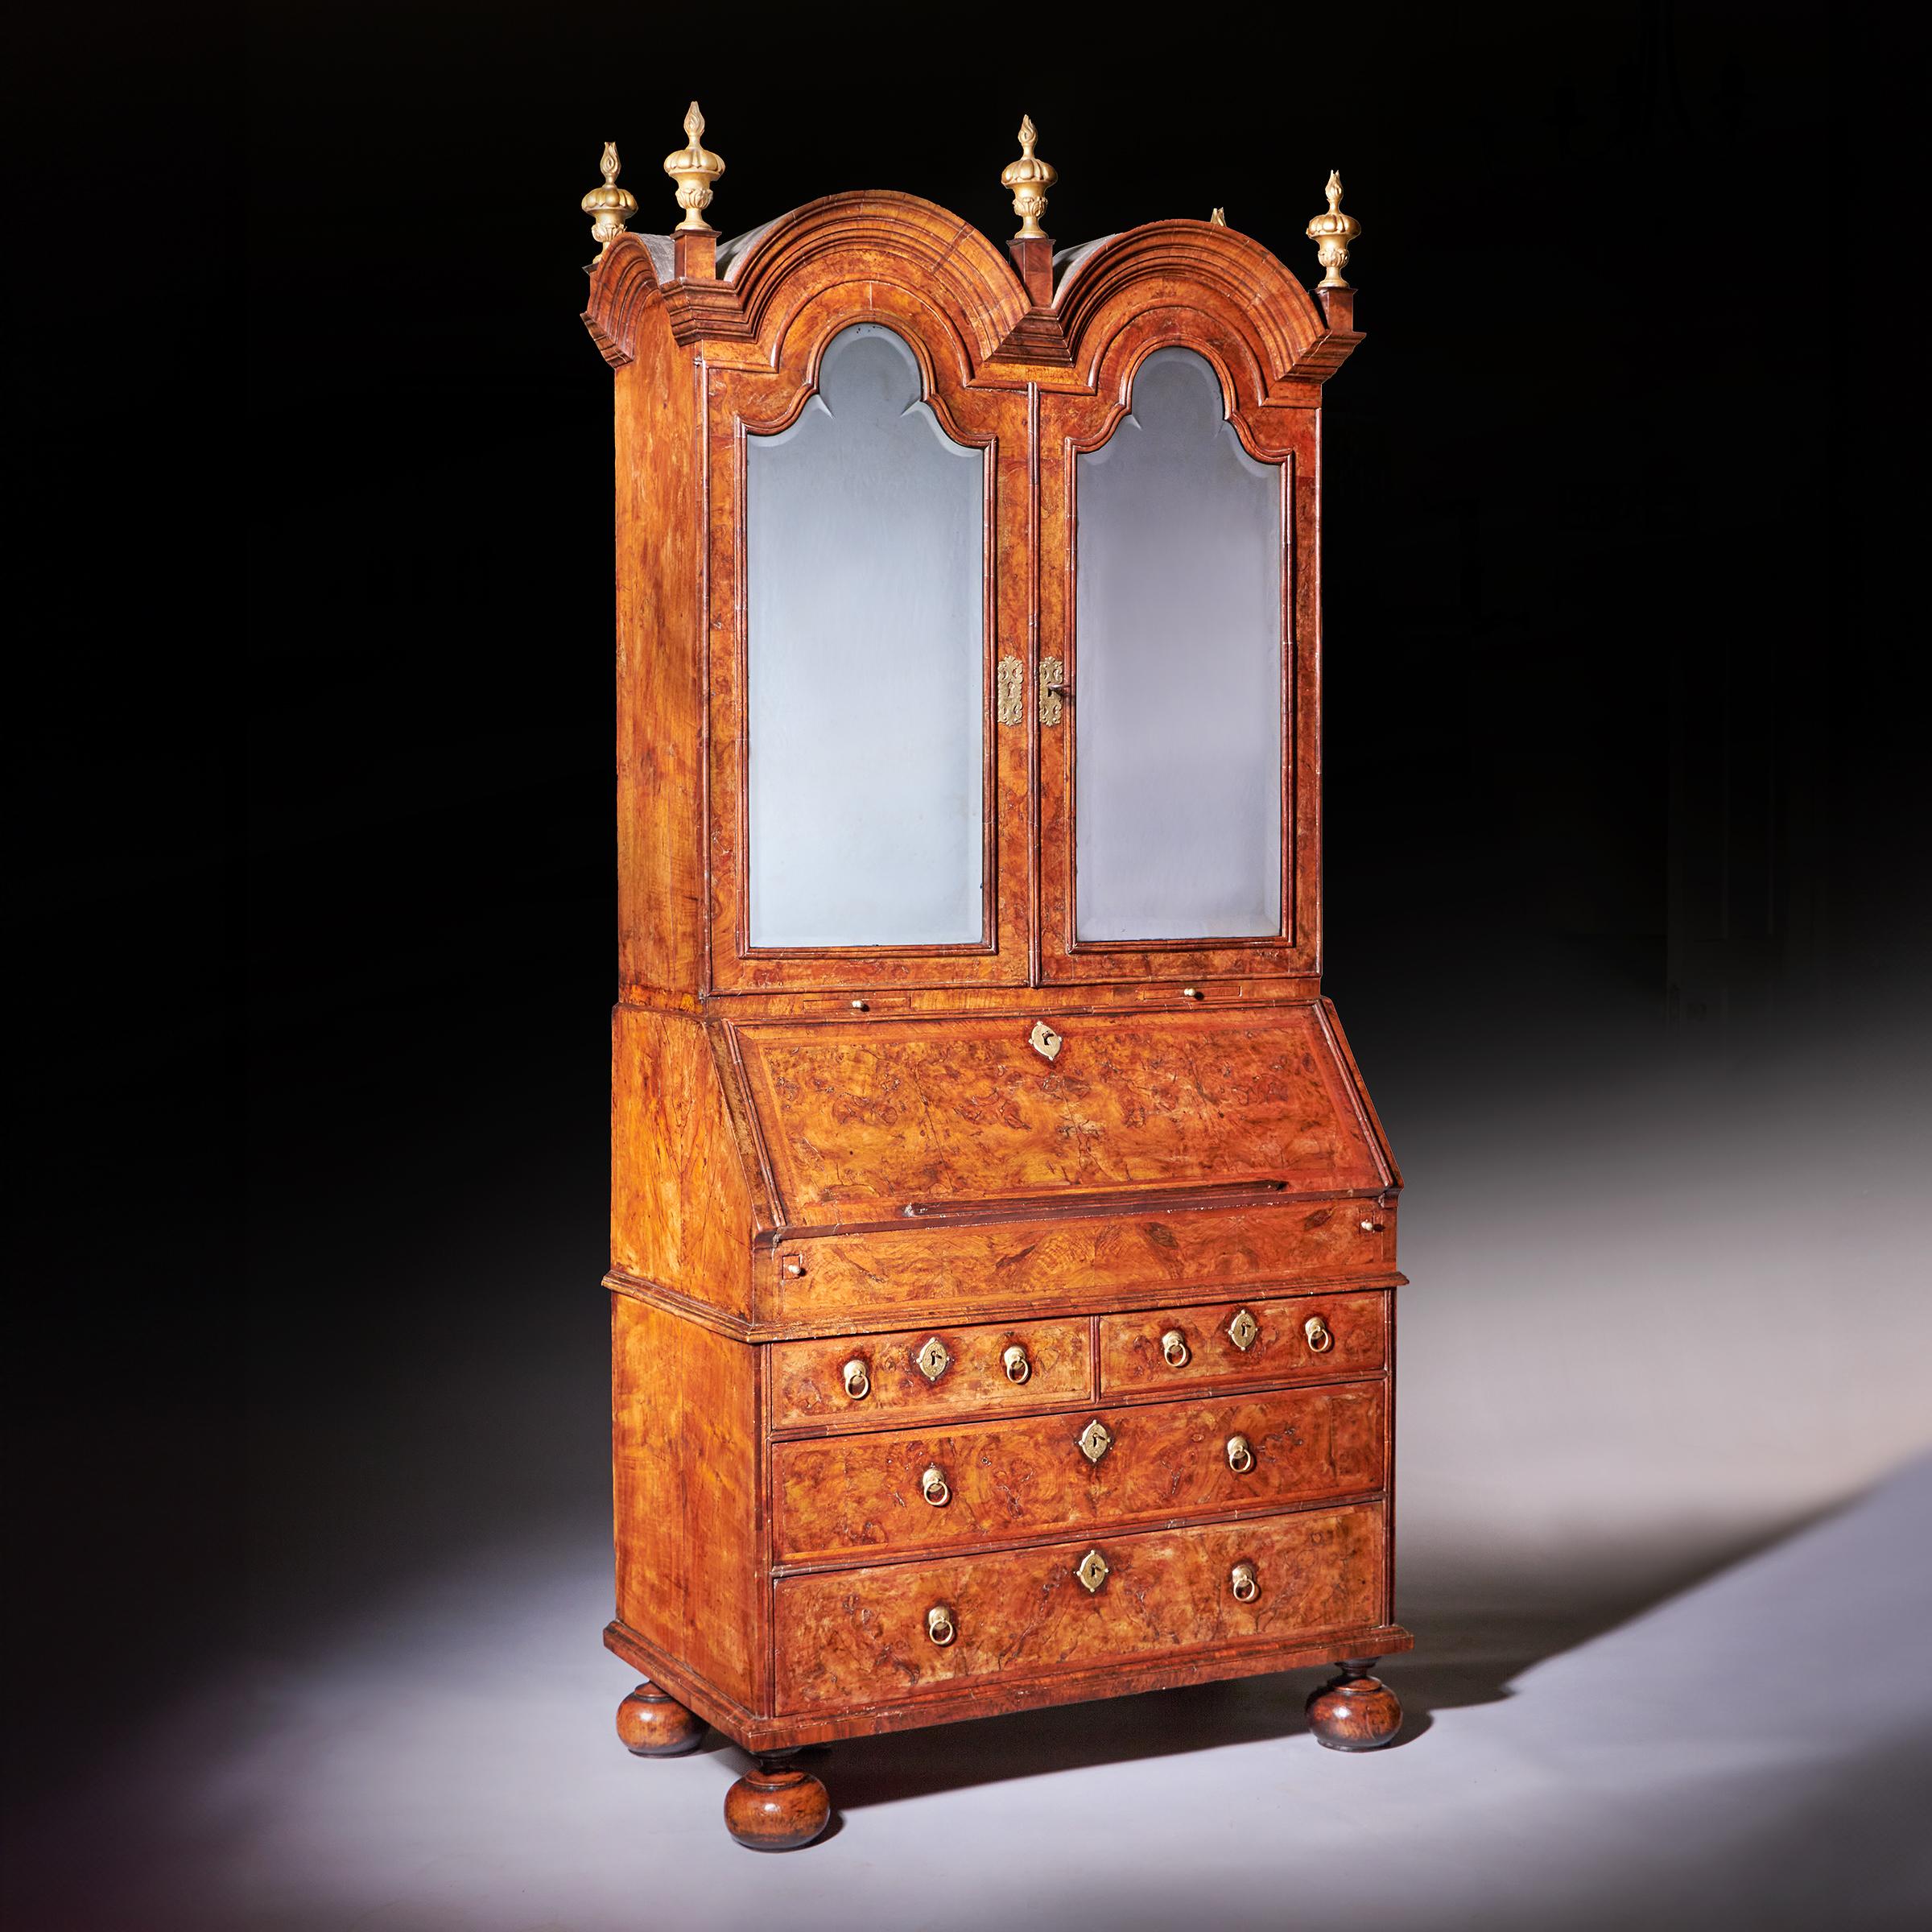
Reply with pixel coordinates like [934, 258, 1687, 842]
[1305, 170, 1360, 290]
[663, 101, 724, 233]
[581, 142, 638, 255]
[1001, 114, 1057, 241]
[1209, 207, 1228, 227]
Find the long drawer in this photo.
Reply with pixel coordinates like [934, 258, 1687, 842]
[1100, 1287, 1387, 1394]
[772, 1380, 1385, 1563]
[774, 1502, 1387, 1714]
[769, 1315, 1090, 1433]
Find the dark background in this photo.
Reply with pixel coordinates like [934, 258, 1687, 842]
[9, 0, 1921, 1850]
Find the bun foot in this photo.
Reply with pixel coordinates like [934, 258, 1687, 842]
[616, 1682, 707, 1757]
[724, 1756, 831, 1851]
[1306, 1657, 1403, 1752]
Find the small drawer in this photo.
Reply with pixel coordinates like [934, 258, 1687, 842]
[1101, 1288, 1386, 1394]
[769, 1316, 1090, 1433]
[773, 1381, 1385, 1563]
[774, 1501, 1386, 1713]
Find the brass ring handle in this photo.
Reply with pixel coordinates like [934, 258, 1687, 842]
[1161, 1329, 1191, 1368]
[1303, 1315, 1333, 1354]
[1230, 1560, 1260, 1604]
[926, 1603, 956, 1647]
[1002, 1344, 1032, 1385]
[920, 1464, 951, 1508]
[1225, 1434, 1256, 1475]
[842, 1357, 871, 1401]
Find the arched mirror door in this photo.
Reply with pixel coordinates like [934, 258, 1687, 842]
[1038, 341, 1313, 983]
[708, 315, 1030, 990]
[746, 325, 984, 948]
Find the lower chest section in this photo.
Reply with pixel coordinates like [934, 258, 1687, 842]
[610, 1278, 1400, 1737]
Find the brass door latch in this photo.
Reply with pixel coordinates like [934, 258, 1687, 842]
[1038, 657, 1067, 727]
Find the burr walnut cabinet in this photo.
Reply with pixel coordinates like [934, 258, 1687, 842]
[580, 107, 1407, 1849]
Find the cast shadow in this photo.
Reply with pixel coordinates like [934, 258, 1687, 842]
[811, 1505, 1835, 1817]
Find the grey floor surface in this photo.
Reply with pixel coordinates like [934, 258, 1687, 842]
[15, 998, 1932, 1929]
[13, 1456, 1930, 1931]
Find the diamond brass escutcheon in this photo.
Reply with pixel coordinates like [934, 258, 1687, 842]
[1029, 1020, 1063, 1061]
[1075, 1548, 1109, 1593]
[915, 1335, 952, 1381]
[1076, 1418, 1113, 1463]
[1227, 1308, 1260, 1352]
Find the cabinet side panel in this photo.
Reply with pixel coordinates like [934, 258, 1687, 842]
[611, 1007, 755, 1319]
[615, 302, 705, 997]
[611, 1293, 763, 1711]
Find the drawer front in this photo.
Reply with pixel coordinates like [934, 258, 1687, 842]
[1101, 1288, 1387, 1394]
[766, 1199, 1396, 1323]
[773, 1381, 1385, 1563]
[769, 1317, 1090, 1432]
[775, 1502, 1386, 1713]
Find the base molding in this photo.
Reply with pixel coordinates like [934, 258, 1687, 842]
[605, 1616, 1413, 1752]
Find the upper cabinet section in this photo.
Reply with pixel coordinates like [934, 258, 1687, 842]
[585, 124, 1364, 1001]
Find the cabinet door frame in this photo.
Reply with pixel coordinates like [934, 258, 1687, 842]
[703, 284, 1032, 993]
[1037, 308, 1323, 985]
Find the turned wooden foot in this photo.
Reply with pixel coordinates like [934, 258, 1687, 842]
[724, 1753, 831, 1851]
[616, 1682, 708, 1757]
[1306, 1657, 1403, 1752]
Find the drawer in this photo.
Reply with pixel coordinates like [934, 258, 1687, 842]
[772, 1380, 1385, 1563]
[1101, 1288, 1387, 1394]
[769, 1317, 1090, 1433]
[766, 1198, 1396, 1323]
[774, 1501, 1386, 1713]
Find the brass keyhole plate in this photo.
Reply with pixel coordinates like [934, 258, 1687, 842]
[1227, 1308, 1260, 1352]
[996, 655, 1024, 728]
[1077, 1418, 1114, 1464]
[915, 1335, 952, 1381]
[1029, 1021, 1063, 1062]
[1075, 1548, 1109, 1593]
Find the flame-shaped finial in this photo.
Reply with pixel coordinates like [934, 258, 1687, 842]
[663, 101, 725, 233]
[581, 141, 638, 255]
[1001, 114, 1057, 241]
[1304, 170, 1360, 290]
[1209, 207, 1228, 227]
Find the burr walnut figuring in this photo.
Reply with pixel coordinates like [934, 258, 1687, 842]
[578, 105, 1402, 1850]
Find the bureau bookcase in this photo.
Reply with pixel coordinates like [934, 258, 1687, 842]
[578, 109, 1408, 1849]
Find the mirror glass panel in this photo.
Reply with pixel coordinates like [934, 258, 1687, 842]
[746, 324, 985, 947]
[1074, 347, 1284, 942]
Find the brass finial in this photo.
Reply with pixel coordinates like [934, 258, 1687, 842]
[663, 101, 724, 232]
[1001, 115, 1056, 240]
[1305, 171, 1360, 289]
[581, 142, 638, 254]
[1209, 207, 1228, 227]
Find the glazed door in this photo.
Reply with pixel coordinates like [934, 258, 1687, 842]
[1038, 339, 1319, 985]
[705, 309, 1030, 992]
